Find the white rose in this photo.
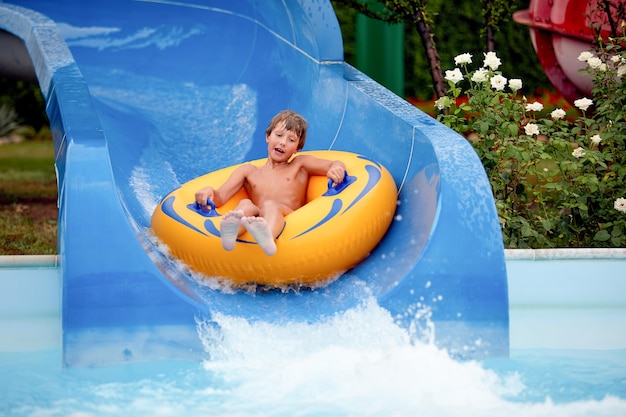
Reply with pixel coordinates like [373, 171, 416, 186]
[572, 147, 586, 158]
[483, 51, 501, 70]
[454, 53, 472, 66]
[577, 51, 594, 62]
[524, 123, 539, 136]
[509, 78, 522, 92]
[445, 68, 463, 84]
[615, 198, 626, 213]
[490, 74, 507, 91]
[587, 56, 603, 69]
[471, 68, 489, 83]
[525, 102, 544, 112]
[590, 134, 602, 145]
[574, 97, 593, 111]
[551, 108, 566, 120]
[434, 96, 449, 110]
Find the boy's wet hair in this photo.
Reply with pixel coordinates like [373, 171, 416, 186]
[265, 110, 308, 150]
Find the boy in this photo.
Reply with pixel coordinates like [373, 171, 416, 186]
[195, 110, 346, 256]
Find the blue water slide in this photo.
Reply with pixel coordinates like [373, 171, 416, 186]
[0, 0, 508, 366]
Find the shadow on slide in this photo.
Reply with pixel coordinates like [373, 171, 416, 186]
[0, 0, 508, 366]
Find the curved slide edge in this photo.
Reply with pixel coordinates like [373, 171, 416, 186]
[1, 3, 206, 366]
[0, 0, 507, 366]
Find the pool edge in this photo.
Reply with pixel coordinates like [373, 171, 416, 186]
[504, 248, 626, 260]
[0, 254, 59, 268]
[1, 251, 626, 352]
[3, 249, 626, 267]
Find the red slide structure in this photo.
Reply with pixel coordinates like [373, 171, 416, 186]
[514, 0, 623, 104]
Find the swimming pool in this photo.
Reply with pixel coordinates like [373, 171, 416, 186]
[1, 250, 625, 416]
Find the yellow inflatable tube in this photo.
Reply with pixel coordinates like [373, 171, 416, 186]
[150, 150, 397, 287]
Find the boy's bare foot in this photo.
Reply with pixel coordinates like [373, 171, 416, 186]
[242, 216, 277, 256]
[220, 210, 243, 251]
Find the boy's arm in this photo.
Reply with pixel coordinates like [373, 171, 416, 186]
[297, 155, 346, 185]
[195, 165, 250, 207]
[327, 160, 347, 185]
[194, 185, 216, 207]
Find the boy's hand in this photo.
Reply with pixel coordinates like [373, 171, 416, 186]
[195, 186, 215, 207]
[327, 162, 346, 186]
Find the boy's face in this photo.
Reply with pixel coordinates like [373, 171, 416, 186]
[266, 121, 300, 162]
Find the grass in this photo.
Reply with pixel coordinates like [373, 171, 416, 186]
[0, 139, 58, 255]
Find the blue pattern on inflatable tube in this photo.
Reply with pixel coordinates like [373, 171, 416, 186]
[161, 196, 208, 237]
[342, 165, 381, 214]
[290, 164, 380, 239]
[291, 198, 343, 239]
[204, 219, 221, 238]
[357, 154, 382, 169]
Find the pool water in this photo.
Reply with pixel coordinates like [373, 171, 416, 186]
[1, 299, 625, 417]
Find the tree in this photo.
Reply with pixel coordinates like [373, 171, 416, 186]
[332, 0, 527, 99]
[482, 0, 517, 52]
[588, 0, 626, 37]
[333, 0, 447, 98]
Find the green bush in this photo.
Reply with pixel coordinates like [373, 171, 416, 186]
[0, 77, 48, 131]
[435, 35, 626, 248]
[0, 104, 20, 137]
[331, 0, 550, 100]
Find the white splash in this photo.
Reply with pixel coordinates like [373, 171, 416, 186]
[5, 299, 626, 417]
[188, 299, 626, 417]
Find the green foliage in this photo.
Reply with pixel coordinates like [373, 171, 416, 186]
[0, 77, 48, 131]
[332, 1, 358, 65]
[420, 0, 549, 99]
[0, 104, 20, 137]
[435, 35, 626, 248]
[481, 0, 517, 37]
[331, 0, 551, 99]
[330, 0, 428, 23]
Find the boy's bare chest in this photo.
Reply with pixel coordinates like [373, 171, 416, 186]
[254, 165, 304, 183]
[245, 166, 306, 193]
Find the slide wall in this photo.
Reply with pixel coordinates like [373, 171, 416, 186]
[0, 0, 508, 366]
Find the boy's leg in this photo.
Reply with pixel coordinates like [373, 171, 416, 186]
[241, 217, 277, 256]
[242, 202, 287, 256]
[220, 210, 243, 251]
[259, 201, 290, 238]
[220, 200, 259, 251]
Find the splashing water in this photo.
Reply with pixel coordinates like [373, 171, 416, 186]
[2, 298, 625, 417]
[189, 298, 625, 417]
[196, 298, 522, 416]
